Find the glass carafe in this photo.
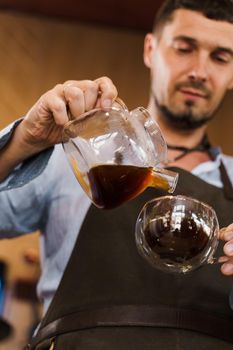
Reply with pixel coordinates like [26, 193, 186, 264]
[62, 98, 178, 209]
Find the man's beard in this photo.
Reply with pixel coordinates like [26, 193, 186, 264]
[153, 80, 214, 130]
[156, 98, 213, 130]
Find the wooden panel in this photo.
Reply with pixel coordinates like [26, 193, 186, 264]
[0, 0, 163, 31]
[0, 13, 49, 126]
[0, 10, 149, 129]
[0, 9, 232, 149]
[0, 233, 40, 285]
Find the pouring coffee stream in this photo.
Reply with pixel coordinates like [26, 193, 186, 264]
[62, 97, 178, 209]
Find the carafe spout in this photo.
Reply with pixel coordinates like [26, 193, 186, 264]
[151, 168, 178, 193]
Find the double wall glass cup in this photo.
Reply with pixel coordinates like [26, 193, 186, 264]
[135, 195, 219, 273]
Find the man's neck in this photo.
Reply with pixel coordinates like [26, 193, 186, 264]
[147, 100, 212, 171]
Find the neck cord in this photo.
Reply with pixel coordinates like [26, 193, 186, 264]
[167, 134, 211, 162]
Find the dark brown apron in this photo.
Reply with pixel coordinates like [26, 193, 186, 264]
[28, 165, 233, 350]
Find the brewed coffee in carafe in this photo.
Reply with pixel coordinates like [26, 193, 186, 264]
[84, 164, 174, 209]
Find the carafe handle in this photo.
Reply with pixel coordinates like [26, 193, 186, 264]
[111, 97, 128, 111]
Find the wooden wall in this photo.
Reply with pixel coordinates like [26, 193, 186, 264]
[0, 11, 148, 127]
[0, 10, 232, 155]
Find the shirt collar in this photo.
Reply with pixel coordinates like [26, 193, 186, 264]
[192, 146, 222, 175]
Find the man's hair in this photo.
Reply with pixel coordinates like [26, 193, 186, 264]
[153, 0, 233, 33]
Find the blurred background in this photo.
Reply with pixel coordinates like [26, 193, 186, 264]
[0, 0, 232, 348]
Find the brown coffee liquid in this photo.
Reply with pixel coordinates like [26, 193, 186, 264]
[87, 164, 169, 209]
[145, 217, 209, 263]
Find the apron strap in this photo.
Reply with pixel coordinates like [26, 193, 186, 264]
[28, 305, 233, 348]
[219, 160, 233, 200]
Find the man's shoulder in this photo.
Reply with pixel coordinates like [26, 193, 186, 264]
[221, 153, 233, 167]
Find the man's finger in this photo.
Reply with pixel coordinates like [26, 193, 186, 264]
[30, 86, 68, 126]
[94, 76, 118, 108]
[63, 85, 85, 119]
[221, 259, 233, 275]
[219, 224, 233, 241]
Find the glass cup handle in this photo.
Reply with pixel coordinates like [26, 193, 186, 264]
[207, 256, 219, 264]
[206, 234, 221, 265]
[208, 254, 226, 265]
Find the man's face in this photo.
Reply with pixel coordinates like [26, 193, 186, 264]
[144, 9, 233, 129]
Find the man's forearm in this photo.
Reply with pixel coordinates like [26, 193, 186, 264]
[0, 122, 44, 182]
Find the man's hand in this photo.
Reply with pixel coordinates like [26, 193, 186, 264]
[219, 223, 233, 275]
[0, 77, 117, 181]
[21, 77, 118, 150]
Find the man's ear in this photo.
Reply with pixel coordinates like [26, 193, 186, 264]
[143, 33, 156, 68]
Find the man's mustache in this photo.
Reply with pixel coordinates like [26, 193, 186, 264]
[175, 81, 212, 98]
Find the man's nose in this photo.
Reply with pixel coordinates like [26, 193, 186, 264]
[188, 54, 209, 83]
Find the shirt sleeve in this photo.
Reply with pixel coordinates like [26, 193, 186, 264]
[0, 119, 54, 192]
[0, 119, 54, 238]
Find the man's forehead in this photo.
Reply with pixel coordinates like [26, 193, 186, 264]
[161, 9, 233, 49]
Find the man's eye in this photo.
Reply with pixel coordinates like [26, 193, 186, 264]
[212, 52, 231, 64]
[173, 43, 193, 53]
[177, 47, 192, 53]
